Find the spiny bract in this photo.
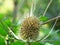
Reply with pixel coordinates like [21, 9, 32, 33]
[20, 16, 40, 41]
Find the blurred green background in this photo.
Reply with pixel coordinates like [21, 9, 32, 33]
[0, 0, 60, 45]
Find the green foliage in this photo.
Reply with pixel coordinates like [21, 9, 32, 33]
[45, 43, 53, 45]
[31, 42, 44, 45]
[53, 40, 60, 45]
[0, 36, 5, 45]
[0, 23, 7, 36]
[0, 0, 60, 45]
[0, 14, 5, 20]
[39, 16, 48, 22]
[11, 41, 25, 45]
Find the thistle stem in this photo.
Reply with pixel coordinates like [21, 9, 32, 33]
[41, 14, 60, 25]
[43, 0, 53, 16]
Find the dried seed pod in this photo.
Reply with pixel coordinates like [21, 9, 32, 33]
[20, 16, 40, 41]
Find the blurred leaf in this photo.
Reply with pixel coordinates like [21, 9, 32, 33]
[11, 40, 25, 45]
[0, 23, 7, 36]
[39, 16, 48, 22]
[0, 36, 5, 45]
[40, 26, 50, 35]
[4, 19, 12, 27]
[31, 42, 44, 45]
[12, 24, 19, 34]
[43, 30, 60, 45]
[45, 43, 53, 45]
[53, 40, 60, 45]
[3, 18, 19, 34]
[0, 13, 4, 20]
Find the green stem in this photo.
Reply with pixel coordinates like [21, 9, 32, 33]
[43, 0, 53, 16]
[41, 15, 60, 25]
[12, 0, 18, 23]
[26, 38, 31, 45]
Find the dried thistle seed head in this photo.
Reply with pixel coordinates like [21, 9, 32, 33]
[20, 16, 40, 41]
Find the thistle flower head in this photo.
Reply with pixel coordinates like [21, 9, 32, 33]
[20, 16, 40, 41]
